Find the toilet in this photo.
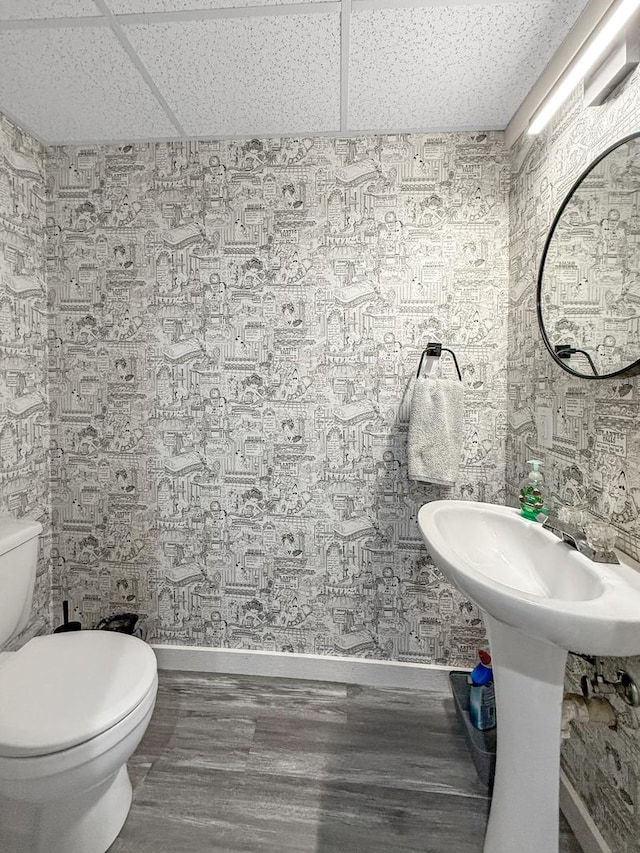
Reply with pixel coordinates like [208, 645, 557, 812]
[0, 517, 158, 853]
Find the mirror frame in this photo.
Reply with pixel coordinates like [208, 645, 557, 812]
[537, 131, 640, 380]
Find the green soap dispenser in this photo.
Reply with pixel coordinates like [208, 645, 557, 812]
[519, 459, 546, 521]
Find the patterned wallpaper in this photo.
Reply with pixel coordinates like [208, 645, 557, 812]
[508, 69, 640, 853]
[45, 132, 509, 666]
[0, 113, 51, 645]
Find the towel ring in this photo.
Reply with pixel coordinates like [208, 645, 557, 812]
[416, 343, 462, 382]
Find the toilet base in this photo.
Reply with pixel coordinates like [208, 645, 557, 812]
[0, 764, 133, 853]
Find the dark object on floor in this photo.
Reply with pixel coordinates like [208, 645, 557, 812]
[450, 670, 497, 787]
[53, 599, 82, 632]
[96, 612, 147, 639]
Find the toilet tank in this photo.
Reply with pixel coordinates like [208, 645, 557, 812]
[0, 517, 43, 650]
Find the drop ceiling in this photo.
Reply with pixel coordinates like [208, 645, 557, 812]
[0, 0, 590, 144]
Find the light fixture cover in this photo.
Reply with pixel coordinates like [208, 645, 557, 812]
[528, 0, 640, 135]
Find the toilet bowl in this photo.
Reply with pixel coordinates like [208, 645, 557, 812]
[0, 516, 158, 853]
[0, 631, 158, 853]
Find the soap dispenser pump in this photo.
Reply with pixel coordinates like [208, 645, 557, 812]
[519, 459, 546, 521]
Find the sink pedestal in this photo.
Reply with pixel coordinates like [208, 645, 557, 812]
[484, 615, 568, 853]
[418, 501, 640, 851]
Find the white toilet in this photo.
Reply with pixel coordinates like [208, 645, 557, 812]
[0, 517, 158, 853]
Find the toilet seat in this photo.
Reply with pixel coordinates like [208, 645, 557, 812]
[0, 631, 157, 758]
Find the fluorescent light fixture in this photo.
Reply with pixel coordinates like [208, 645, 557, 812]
[528, 0, 640, 135]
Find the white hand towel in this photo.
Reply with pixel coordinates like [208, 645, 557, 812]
[408, 376, 464, 486]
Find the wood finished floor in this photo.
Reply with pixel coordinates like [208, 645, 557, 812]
[109, 671, 583, 853]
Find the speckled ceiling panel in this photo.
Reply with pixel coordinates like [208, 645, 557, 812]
[349, 0, 590, 132]
[124, 15, 341, 136]
[0, 0, 98, 20]
[0, 26, 177, 142]
[109, 0, 333, 10]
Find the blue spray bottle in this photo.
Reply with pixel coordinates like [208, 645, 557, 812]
[468, 649, 496, 731]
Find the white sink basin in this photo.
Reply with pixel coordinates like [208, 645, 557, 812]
[417, 500, 640, 853]
[418, 500, 640, 657]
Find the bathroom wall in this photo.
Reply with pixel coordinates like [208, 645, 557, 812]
[0, 112, 51, 642]
[508, 69, 640, 853]
[46, 132, 509, 665]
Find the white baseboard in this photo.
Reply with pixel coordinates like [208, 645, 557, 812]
[151, 643, 459, 691]
[560, 770, 613, 853]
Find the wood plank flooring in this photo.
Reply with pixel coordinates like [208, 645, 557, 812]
[109, 671, 583, 853]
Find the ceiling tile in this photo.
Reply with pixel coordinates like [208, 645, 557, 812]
[109, 0, 333, 10]
[123, 15, 340, 136]
[0, 1, 99, 20]
[0, 26, 177, 142]
[349, 1, 590, 132]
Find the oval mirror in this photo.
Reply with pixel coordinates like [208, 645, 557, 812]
[537, 132, 640, 379]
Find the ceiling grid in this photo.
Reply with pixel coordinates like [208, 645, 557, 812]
[0, 0, 591, 144]
[340, 0, 351, 131]
[92, 0, 187, 135]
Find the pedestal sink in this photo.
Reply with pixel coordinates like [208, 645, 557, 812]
[417, 500, 640, 853]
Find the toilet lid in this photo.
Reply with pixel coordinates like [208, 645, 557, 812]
[0, 631, 157, 757]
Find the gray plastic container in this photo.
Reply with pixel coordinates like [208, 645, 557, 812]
[449, 670, 496, 788]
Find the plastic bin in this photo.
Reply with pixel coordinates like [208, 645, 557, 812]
[449, 670, 496, 788]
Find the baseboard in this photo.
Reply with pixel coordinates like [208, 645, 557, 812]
[560, 770, 613, 853]
[151, 643, 459, 691]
